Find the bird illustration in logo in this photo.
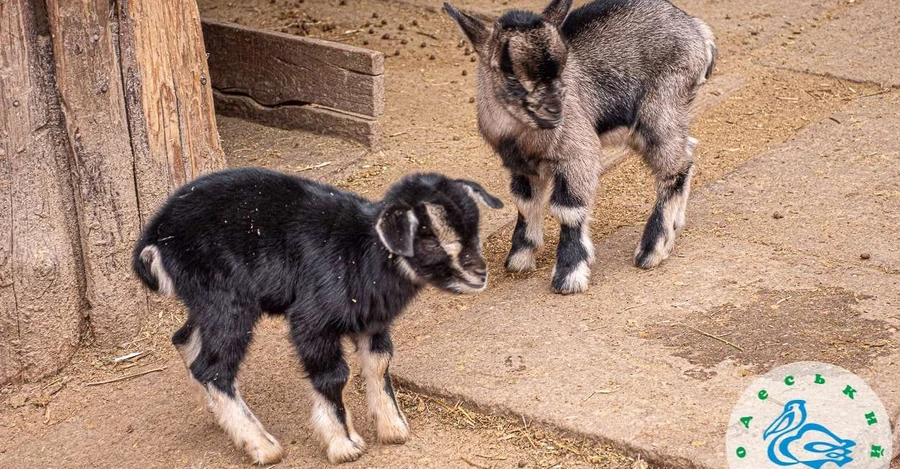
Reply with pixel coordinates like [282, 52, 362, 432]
[763, 400, 856, 468]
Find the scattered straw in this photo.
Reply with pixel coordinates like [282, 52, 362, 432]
[85, 367, 167, 386]
[674, 323, 743, 351]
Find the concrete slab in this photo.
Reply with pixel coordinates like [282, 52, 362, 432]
[693, 92, 900, 272]
[763, 0, 900, 87]
[391, 95, 900, 468]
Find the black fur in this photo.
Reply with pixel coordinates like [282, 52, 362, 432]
[550, 172, 584, 208]
[551, 223, 590, 291]
[495, 137, 540, 175]
[497, 9, 544, 30]
[510, 213, 538, 248]
[560, 0, 633, 37]
[509, 174, 533, 200]
[132, 168, 500, 459]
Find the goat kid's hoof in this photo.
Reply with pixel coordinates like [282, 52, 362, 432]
[376, 414, 410, 444]
[550, 262, 590, 294]
[326, 434, 366, 464]
[244, 435, 284, 465]
[505, 249, 537, 273]
[633, 244, 672, 270]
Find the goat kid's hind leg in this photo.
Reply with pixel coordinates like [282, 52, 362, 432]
[172, 322, 209, 407]
[505, 173, 550, 273]
[183, 306, 283, 464]
[357, 332, 408, 444]
[295, 331, 365, 463]
[549, 162, 598, 294]
[634, 130, 696, 269]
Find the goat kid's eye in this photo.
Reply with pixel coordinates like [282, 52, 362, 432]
[422, 239, 440, 250]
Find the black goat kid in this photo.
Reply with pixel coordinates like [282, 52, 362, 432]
[132, 168, 502, 464]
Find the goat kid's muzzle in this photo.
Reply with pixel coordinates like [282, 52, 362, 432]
[530, 102, 563, 129]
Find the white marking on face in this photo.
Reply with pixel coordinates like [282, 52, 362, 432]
[395, 257, 421, 284]
[425, 203, 486, 289]
[449, 279, 489, 293]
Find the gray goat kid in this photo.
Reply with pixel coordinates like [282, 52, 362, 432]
[445, 0, 716, 294]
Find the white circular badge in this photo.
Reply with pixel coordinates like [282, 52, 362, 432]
[726, 362, 892, 468]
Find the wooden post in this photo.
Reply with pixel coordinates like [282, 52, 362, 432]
[0, 0, 85, 384]
[0, 0, 224, 384]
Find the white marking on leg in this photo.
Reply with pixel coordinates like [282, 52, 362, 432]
[505, 249, 536, 273]
[207, 384, 283, 465]
[550, 204, 589, 227]
[580, 222, 595, 265]
[311, 392, 366, 463]
[140, 245, 175, 296]
[636, 161, 694, 269]
[358, 337, 409, 444]
[634, 200, 678, 268]
[176, 329, 209, 406]
[551, 260, 591, 294]
[515, 196, 544, 249]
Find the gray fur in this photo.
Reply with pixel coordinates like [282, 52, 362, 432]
[445, 0, 716, 293]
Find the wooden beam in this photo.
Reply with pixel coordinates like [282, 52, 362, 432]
[214, 91, 380, 148]
[202, 19, 385, 121]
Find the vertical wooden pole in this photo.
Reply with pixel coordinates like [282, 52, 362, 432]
[0, 0, 84, 383]
[118, 0, 226, 224]
[45, 0, 147, 346]
[1, 0, 225, 381]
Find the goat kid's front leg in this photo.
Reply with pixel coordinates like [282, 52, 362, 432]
[549, 163, 597, 294]
[297, 335, 366, 463]
[635, 137, 696, 269]
[357, 332, 409, 444]
[505, 173, 550, 273]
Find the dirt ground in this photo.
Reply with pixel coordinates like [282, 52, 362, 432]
[2, 0, 898, 467]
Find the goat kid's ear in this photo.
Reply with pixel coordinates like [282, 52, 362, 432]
[444, 3, 490, 53]
[456, 179, 505, 209]
[542, 0, 573, 27]
[376, 204, 419, 257]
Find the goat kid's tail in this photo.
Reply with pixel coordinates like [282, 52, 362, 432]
[132, 242, 175, 297]
[695, 19, 717, 85]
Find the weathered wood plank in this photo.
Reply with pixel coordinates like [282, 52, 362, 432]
[45, 0, 146, 346]
[202, 19, 385, 118]
[117, 0, 227, 335]
[118, 0, 226, 223]
[0, 0, 83, 384]
[214, 91, 379, 148]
